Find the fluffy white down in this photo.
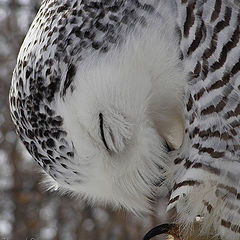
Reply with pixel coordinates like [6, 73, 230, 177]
[44, 17, 187, 213]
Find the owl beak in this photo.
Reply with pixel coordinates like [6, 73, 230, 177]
[143, 223, 179, 240]
[166, 141, 175, 152]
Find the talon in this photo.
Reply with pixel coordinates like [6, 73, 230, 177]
[143, 223, 179, 240]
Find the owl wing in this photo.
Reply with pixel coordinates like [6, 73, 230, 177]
[168, 0, 240, 238]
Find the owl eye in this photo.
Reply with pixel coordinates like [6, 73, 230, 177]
[99, 113, 110, 151]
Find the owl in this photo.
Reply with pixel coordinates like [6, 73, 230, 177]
[9, 0, 240, 240]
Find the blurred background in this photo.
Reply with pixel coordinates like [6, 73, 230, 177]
[0, 0, 168, 239]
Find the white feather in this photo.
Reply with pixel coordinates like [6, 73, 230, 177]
[46, 19, 187, 212]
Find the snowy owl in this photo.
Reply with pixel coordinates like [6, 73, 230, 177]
[9, 0, 240, 239]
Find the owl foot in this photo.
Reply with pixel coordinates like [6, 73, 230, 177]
[143, 223, 179, 240]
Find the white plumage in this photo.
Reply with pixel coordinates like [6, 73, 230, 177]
[9, 0, 240, 239]
[54, 22, 186, 212]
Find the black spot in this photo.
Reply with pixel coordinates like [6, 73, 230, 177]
[51, 116, 63, 126]
[52, 131, 61, 139]
[62, 64, 76, 97]
[44, 105, 54, 116]
[46, 138, 55, 148]
[61, 163, 68, 169]
[43, 159, 51, 165]
[92, 41, 102, 49]
[25, 67, 33, 79]
[47, 150, 54, 156]
[142, 4, 154, 13]
[67, 152, 74, 157]
[59, 145, 66, 150]
[44, 130, 50, 137]
[19, 78, 23, 89]
[46, 68, 51, 76]
[14, 111, 19, 119]
[27, 130, 35, 139]
[95, 21, 108, 32]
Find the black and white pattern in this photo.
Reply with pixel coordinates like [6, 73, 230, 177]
[9, 0, 240, 239]
[168, 1, 240, 239]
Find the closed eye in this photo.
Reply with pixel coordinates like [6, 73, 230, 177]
[99, 113, 110, 151]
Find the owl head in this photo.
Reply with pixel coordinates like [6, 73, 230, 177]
[10, 14, 185, 214]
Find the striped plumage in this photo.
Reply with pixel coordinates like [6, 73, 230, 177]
[168, 1, 240, 239]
